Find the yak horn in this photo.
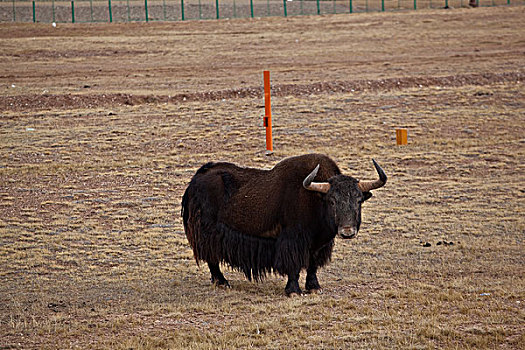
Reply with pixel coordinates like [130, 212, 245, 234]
[303, 164, 331, 193]
[357, 159, 387, 192]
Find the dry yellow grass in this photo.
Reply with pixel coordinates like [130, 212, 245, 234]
[2, 82, 524, 349]
[1, 6, 524, 350]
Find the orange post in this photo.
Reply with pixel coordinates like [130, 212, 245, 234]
[263, 70, 273, 154]
[396, 128, 408, 145]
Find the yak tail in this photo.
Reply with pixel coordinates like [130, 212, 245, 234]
[181, 188, 189, 229]
[181, 187, 199, 264]
[181, 162, 214, 225]
[181, 162, 214, 264]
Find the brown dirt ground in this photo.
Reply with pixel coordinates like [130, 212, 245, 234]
[1, 6, 524, 108]
[1, 5, 524, 350]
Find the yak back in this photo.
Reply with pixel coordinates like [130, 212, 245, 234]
[201, 153, 342, 239]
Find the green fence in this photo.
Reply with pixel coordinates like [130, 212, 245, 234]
[0, 0, 522, 23]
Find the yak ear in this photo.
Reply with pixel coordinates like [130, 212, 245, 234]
[362, 192, 373, 202]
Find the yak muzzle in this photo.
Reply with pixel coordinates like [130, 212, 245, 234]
[339, 226, 358, 239]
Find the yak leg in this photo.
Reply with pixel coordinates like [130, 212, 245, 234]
[285, 271, 302, 297]
[208, 262, 230, 288]
[305, 264, 322, 294]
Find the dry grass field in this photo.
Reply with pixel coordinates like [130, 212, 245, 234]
[1, 6, 524, 349]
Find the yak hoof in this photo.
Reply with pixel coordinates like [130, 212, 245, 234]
[287, 292, 303, 298]
[212, 279, 231, 289]
[307, 288, 323, 295]
[214, 282, 231, 289]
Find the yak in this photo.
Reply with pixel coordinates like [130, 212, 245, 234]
[181, 153, 387, 296]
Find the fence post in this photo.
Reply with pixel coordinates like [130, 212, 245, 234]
[381, 0, 384, 10]
[414, 0, 417, 9]
[250, 0, 254, 17]
[181, 0, 185, 20]
[108, 0, 113, 22]
[52, 0, 56, 22]
[145, 0, 149, 21]
[283, 0, 287, 16]
[316, 0, 320, 14]
[12, 0, 16, 22]
[216, 0, 219, 19]
[32, 0, 35, 22]
[349, 0, 352, 13]
[71, 1, 75, 22]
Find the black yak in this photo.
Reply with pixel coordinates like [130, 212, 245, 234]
[181, 154, 386, 296]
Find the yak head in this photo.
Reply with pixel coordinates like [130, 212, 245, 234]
[303, 159, 387, 239]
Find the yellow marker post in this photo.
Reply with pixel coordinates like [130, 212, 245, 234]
[263, 70, 273, 154]
[396, 128, 408, 145]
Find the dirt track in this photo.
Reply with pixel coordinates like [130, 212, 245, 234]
[1, 6, 524, 350]
[0, 71, 522, 111]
